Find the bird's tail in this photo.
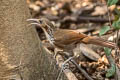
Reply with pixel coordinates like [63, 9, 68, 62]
[82, 36, 117, 48]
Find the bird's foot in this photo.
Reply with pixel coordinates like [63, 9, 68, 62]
[54, 48, 63, 59]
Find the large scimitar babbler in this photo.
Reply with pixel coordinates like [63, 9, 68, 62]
[27, 18, 117, 50]
[27, 18, 118, 80]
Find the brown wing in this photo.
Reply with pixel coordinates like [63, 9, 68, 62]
[53, 29, 116, 48]
[54, 29, 87, 45]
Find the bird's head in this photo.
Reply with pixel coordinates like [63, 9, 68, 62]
[27, 18, 55, 45]
[27, 18, 55, 30]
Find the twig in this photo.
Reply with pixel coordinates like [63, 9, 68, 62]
[106, 6, 112, 27]
[57, 68, 63, 80]
[114, 30, 120, 80]
[115, 30, 119, 55]
[43, 15, 114, 23]
[56, 54, 78, 80]
[70, 58, 94, 80]
[61, 16, 113, 23]
[58, 55, 93, 80]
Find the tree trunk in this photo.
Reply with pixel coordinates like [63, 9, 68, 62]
[0, 0, 66, 80]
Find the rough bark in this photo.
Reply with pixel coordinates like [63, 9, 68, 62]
[0, 0, 66, 80]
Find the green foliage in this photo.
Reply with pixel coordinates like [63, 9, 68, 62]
[104, 47, 112, 56]
[104, 0, 117, 78]
[106, 64, 116, 77]
[112, 8, 120, 30]
[114, 8, 120, 17]
[107, 0, 118, 6]
[99, 26, 110, 36]
[114, 15, 119, 21]
[112, 19, 120, 29]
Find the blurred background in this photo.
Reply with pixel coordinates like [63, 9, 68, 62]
[26, 0, 119, 39]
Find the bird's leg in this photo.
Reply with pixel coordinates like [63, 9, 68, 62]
[54, 48, 63, 59]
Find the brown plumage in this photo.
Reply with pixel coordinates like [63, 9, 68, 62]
[27, 18, 117, 49]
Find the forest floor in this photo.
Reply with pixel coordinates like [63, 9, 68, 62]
[26, 0, 120, 80]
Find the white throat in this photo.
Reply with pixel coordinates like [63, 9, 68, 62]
[42, 27, 55, 46]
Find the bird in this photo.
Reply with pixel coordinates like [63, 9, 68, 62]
[27, 18, 117, 50]
[27, 18, 118, 78]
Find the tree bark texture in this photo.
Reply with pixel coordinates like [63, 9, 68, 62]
[0, 0, 66, 80]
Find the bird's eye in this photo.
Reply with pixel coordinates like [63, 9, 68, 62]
[39, 20, 42, 24]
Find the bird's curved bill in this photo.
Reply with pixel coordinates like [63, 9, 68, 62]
[27, 19, 40, 26]
[27, 19, 39, 22]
